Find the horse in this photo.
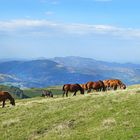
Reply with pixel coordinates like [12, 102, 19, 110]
[0, 91, 15, 108]
[104, 79, 126, 90]
[62, 84, 84, 97]
[42, 90, 53, 97]
[86, 80, 106, 93]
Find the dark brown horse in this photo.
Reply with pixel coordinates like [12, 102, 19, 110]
[0, 91, 15, 108]
[62, 84, 84, 97]
[86, 80, 106, 93]
[42, 90, 53, 97]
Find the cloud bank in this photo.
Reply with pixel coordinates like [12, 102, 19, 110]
[0, 19, 140, 39]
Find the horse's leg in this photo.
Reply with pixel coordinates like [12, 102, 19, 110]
[2, 100, 5, 108]
[114, 86, 117, 90]
[87, 88, 91, 93]
[62, 91, 65, 97]
[73, 91, 77, 96]
[66, 91, 68, 97]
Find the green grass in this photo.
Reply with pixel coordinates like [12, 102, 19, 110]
[0, 85, 140, 140]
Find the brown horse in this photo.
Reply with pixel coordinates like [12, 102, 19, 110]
[86, 80, 106, 93]
[104, 79, 126, 90]
[0, 91, 15, 108]
[62, 84, 84, 97]
[42, 90, 53, 97]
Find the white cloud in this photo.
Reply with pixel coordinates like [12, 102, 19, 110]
[0, 19, 140, 39]
[0, 19, 56, 30]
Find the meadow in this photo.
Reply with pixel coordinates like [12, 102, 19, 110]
[0, 85, 140, 140]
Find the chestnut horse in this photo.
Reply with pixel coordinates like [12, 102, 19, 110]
[103, 79, 126, 90]
[86, 80, 106, 93]
[0, 91, 15, 108]
[62, 84, 84, 97]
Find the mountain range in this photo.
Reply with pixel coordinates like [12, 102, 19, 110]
[0, 56, 140, 88]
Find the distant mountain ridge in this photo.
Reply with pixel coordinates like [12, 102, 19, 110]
[52, 56, 140, 84]
[0, 56, 140, 88]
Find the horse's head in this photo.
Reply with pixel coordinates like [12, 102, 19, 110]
[10, 98, 15, 106]
[121, 84, 126, 89]
[80, 88, 84, 94]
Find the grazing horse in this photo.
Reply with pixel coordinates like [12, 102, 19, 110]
[42, 90, 53, 97]
[0, 91, 15, 108]
[86, 80, 106, 93]
[62, 84, 84, 97]
[103, 79, 126, 90]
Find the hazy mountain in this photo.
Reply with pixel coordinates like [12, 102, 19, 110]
[0, 59, 103, 88]
[52, 56, 140, 85]
[0, 56, 139, 88]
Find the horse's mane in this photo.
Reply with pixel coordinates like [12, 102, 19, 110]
[6, 92, 14, 100]
[76, 83, 84, 94]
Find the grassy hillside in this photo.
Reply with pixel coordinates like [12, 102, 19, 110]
[0, 86, 140, 140]
[0, 84, 63, 99]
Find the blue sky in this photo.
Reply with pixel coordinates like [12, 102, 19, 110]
[0, 0, 140, 63]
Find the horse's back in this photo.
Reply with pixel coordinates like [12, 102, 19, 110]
[63, 83, 82, 92]
[86, 81, 94, 89]
[93, 81, 102, 89]
[0, 91, 10, 97]
[63, 84, 71, 91]
[70, 84, 80, 91]
[0, 91, 11, 101]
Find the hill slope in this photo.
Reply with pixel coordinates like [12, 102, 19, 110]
[0, 86, 140, 140]
[0, 56, 140, 87]
[0, 59, 100, 88]
[52, 56, 140, 85]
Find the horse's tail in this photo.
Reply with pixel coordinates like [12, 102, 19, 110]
[62, 85, 65, 91]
